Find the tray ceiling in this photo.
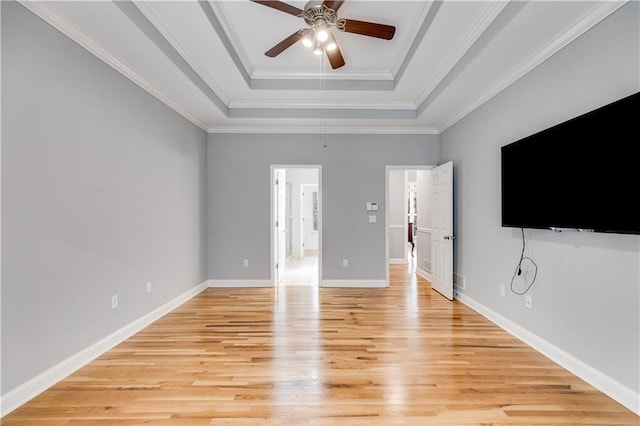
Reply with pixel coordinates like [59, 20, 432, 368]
[18, 0, 627, 133]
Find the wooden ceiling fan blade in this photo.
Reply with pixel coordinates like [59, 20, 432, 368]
[250, 0, 304, 17]
[265, 31, 304, 57]
[323, 0, 345, 12]
[326, 40, 345, 69]
[339, 19, 396, 40]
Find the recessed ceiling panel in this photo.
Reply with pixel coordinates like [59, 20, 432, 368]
[218, 0, 424, 77]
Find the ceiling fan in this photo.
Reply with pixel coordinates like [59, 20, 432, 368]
[250, 0, 396, 69]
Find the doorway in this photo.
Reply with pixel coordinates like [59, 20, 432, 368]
[385, 166, 433, 283]
[272, 166, 321, 287]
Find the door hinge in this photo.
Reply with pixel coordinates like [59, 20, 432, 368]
[275, 220, 279, 228]
[275, 263, 279, 269]
[275, 179, 279, 185]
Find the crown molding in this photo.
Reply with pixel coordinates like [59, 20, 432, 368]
[205, 0, 255, 77]
[133, 1, 230, 106]
[228, 100, 416, 111]
[251, 70, 394, 81]
[437, 0, 629, 133]
[390, 0, 434, 78]
[207, 126, 439, 135]
[17, 1, 209, 132]
[228, 107, 416, 120]
[249, 76, 395, 91]
[415, 1, 509, 108]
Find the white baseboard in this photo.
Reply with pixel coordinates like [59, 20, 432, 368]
[389, 258, 407, 264]
[455, 292, 640, 416]
[207, 279, 272, 288]
[0, 281, 209, 417]
[320, 279, 388, 288]
[416, 268, 431, 282]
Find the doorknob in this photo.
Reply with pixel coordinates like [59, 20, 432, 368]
[444, 235, 456, 240]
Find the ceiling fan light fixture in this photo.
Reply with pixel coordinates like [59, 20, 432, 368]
[316, 27, 329, 42]
[325, 33, 337, 51]
[312, 38, 323, 55]
[300, 28, 313, 48]
[252, 0, 396, 69]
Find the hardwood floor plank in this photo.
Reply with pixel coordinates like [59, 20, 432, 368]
[3, 265, 637, 425]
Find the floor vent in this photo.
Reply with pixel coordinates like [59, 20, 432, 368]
[453, 273, 466, 290]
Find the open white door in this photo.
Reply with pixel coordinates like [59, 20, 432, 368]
[275, 169, 287, 284]
[430, 161, 454, 300]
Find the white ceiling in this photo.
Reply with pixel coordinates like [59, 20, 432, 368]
[20, 0, 626, 134]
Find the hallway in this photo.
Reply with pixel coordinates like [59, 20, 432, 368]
[280, 251, 318, 286]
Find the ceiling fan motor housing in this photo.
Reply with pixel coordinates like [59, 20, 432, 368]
[301, 1, 338, 27]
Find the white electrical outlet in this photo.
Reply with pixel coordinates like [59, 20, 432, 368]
[343, 259, 349, 267]
[499, 285, 506, 296]
[146, 282, 152, 294]
[368, 215, 376, 223]
[243, 259, 249, 267]
[525, 295, 533, 309]
[111, 295, 118, 309]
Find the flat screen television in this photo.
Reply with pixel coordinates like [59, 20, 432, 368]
[501, 91, 640, 235]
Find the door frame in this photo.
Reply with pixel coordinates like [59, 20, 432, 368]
[273, 168, 287, 285]
[271, 165, 322, 286]
[385, 165, 434, 285]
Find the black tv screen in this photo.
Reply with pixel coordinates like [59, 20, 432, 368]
[501, 91, 640, 235]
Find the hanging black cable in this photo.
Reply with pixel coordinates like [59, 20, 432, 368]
[510, 228, 538, 295]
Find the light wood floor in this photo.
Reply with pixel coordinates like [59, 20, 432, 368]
[3, 265, 637, 425]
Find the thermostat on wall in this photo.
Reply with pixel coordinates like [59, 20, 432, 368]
[366, 202, 379, 211]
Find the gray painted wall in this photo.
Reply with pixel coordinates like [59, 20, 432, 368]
[440, 2, 639, 393]
[207, 133, 439, 281]
[1, 2, 207, 394]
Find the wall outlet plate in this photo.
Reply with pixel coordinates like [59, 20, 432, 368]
[525, 295, 533, 309]
[343, 259, 349, 267]
[146, 282, 152, 294]
[111, 295, 118, 309]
